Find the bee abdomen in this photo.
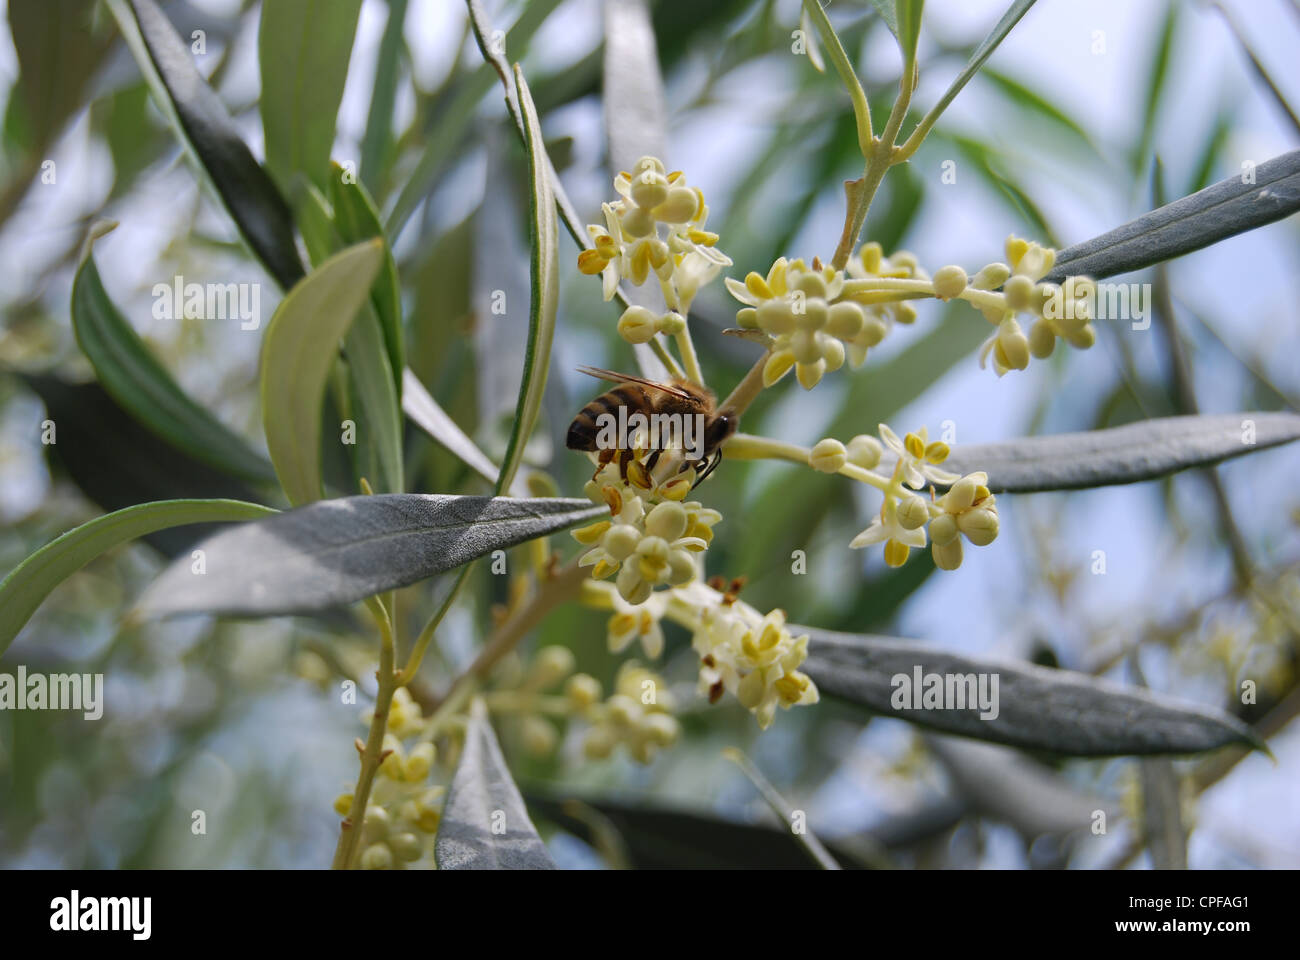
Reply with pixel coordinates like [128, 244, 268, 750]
[566, 387, 645, 451]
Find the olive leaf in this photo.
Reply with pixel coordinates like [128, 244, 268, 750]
[901, 0, 1038, 151]
[292, 186, 404, 496]
[938, 411, 1300, 493]
[260, 240, 385, 506]
[135, 495, 605, 617]
[524, 790, 886, 869]
[896, 0, 925, 64]
[494, 66, 558, 496]
[1045, 149, 1300, 282]
[328, 166, 404, 390]
[110, 0, 304, 289]
[0, 499, 275, 657]
[801, 628, 1266, 756]
[72, 227, 276, 485]
[359, 0, 407, 195]
[868, 0, 900, 39]
[258, 0, 362, 195]
[436, 698, 557, 870]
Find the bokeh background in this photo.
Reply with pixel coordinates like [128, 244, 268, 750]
[0, 0, 1297, 868]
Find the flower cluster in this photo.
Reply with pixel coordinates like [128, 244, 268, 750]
[725, 237, 1096, 387]
[682, 583, 820, 730]
[949, 237, 1097, 377]
[335, 687, 444, 870]
[724, 244, 927, 389]
[497, 644, 578, 757]
[572, 662, 681, 764]
[578, 155, 732, 319]
[572, 458, 721, 605]
[841, 423, 999, 570]
[843, 242, 926, 363]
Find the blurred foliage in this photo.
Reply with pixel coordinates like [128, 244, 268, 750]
[0, 0, 1297, 869]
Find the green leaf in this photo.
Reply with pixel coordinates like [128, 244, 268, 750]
[934, 411, 1300, 493]
[525, 790, 884, 869]
[136, 495, 605, 617]
[1185, 106, 1232, 195]
[258, 0, 362, 194]
[71, 227, 276, 485]
[901, 0, 1037, 152]
[799, 0, 872, 154]
[0, 499, 275, 657]
[437, 698, 557, 869]
[869, 0, 900, 39]
[801, 629, 1267, 756]
[495, 67, 559, 497]
[328, 166, 404, 389]
[941, 132, 1056, 244]
[897, 0, 925, 63]
[261, 240, 385, 506]
[293, 182, 404, 495]
[342, 303, 404, 494]
[1046, 150, 1300, 282]
[111, 0, 304, 289]
[4, 0, 112, 158]
[360, 0, 408, 196]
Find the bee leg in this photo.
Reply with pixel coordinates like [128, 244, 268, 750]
[645, 448, 662, 475]
[691, 450, 723, 489]
[617, 449, 632, 483]
[592, 447, 615, 483]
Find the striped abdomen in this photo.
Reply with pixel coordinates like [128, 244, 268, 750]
[565, 384, 654, 451]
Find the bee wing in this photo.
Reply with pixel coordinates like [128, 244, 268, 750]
[574, 365, 696, 401]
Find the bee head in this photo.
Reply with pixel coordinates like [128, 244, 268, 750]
[705, 408, 739, 449]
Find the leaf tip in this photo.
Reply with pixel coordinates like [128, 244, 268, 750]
[78, 219, 119, 265]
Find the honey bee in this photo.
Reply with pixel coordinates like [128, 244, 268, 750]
[566, 365, 738, 488]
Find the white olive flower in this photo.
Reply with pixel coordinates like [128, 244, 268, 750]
[928, 471, 1000, 569]
[580, 157, 730, 319]
[576, 202, 627, 301]
[607, 590, 669, 659]
[573, 476, 719, 605]
[962, 237, 1096, 378]
[581, 662, 679, 764]
[849, 495, 928, 567]
[726, 258, 852, 389]
[1006, 235, 1055, 281]
[840, 242, 927, 366]
[689, 595, 818, 730]
[878, 424, 960, 489]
